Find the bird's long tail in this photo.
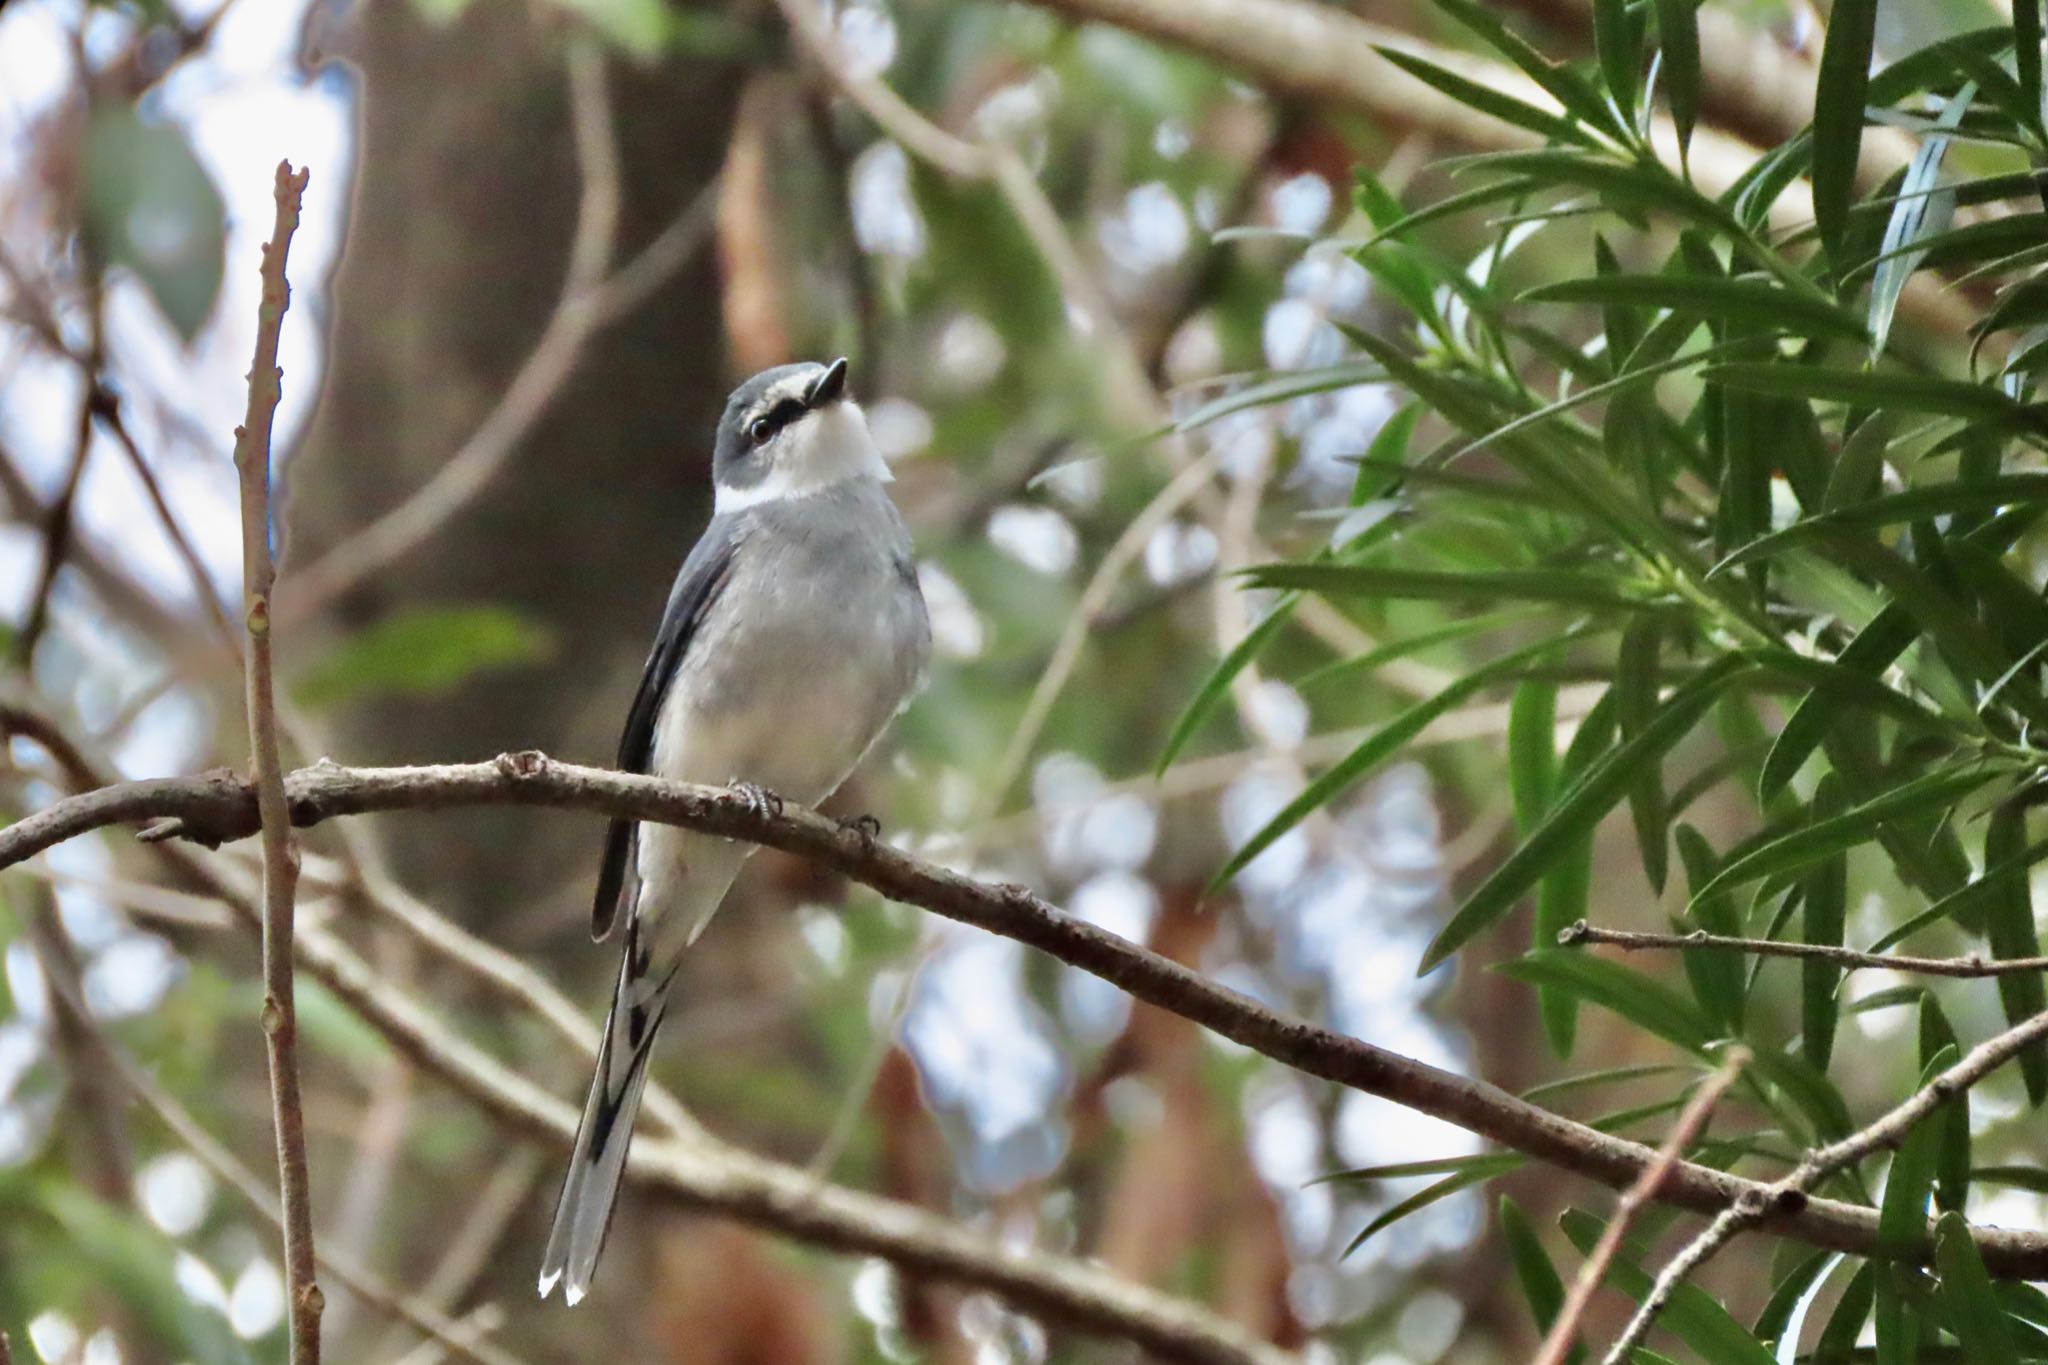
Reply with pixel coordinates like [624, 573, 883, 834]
[538, 921, 672, 1305]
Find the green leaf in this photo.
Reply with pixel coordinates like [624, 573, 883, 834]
[1174, 364, 1387, 433]
[1342, 1159, 1519, 1254]
[80, 109, 228, 342]
[1653, 0, 1701, 171]
[1937, 1210, 2023, 1362]
[1675, 825, 1746, 1036]
[1869, 84, 1967, 359]
[1694, 764, 2003, 905]
[1918, 997, 1971, 1213]
[1524, 272, 1866, 343]
[1421, 0, 1626, 141]
[1813, 0, 1879, 265]
[1242, 563, 1659, 612]
[1878, 1044, 1956, 1256]
[1802, 776, 1848, 1073]
[1350, 399, 1426, 506]
[1499, 950, 1717, 1053]
[2020, 0, 2045, 127]
[1557, 1208, 1779, 1365]
[1618, 616, 1670, 893]
[1519, 1061, 1690, 1104]
[293, 604, 555, 709]
[1712, 474, 2048, 574]
[1983, 801, 2048, 1106]
[1593, 0, 1640, 132]
[559, 0, 674, 56]
[1701, 363, 2048, 433]
[1825, 412, 1896, 511]
[1752, 1249, 1841, 1354]
[1422, 659, 1749, 973]
[38, 1186, 252, 1364]
[1501, 1196, 1576, 1358]
[1157, 595, 1297, 774]
[1819, 1262, 1877, 1360]
[1738, 1039, 1854, 1142]
[1376, 46, 1591, 146]
[1215, 634, 1581, 887]
[1300, 610, 1544, 691]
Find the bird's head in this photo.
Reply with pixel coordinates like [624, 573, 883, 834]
[711, 357, 890, 514]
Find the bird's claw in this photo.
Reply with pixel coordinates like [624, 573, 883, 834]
[838, 812, 882, 848]
[732, 781, 784, 818]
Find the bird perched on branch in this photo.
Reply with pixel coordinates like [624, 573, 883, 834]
[539, 357, 930, 1304]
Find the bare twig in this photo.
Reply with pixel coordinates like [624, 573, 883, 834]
[10, 754, 2048, 1279]
[15, 285, 104, 665]
[1533, 1050, 1748, 1365]
[1562, 920, 2048, 978]
[234, 159, 321, 1365]
[97, 398, 242, 652]
[1601, 1005, 2048, 1361]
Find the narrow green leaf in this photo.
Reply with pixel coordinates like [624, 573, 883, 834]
[1376, 46, 1591, 146]
[1557, 1209, 1780, 1365]
[2019, 0, 2044, 125]
[1215, 634, 1582, 887]
[1158, 596, 1297, 774]
[1869, 85, 1966, 359]
[1299, 610, 1546, 691]
[1618, 616, 1669, 892]
[1819, 1263, 1877, 1360]
[1802, 776, 1848, 1073]
[1874, 1265, 1923, 1365]
[1242, 563, 1659, 612]
[1917, 998, 1972, 1213]
[1738, 1040, 1854, 1142]
[1712, 474, 2048, 574]
[1349, 399, 1425, 506]
[1423, 0, 1627, 141]
[1593, 0, 1640, 144]
[1676, 825, 1746, 1035]
[1695, 764, 2003, 905]
[1524, 273, 1866, 342]
[1877, 1044, 1956, 1256]
[1174, 364, 1387, 433]
[1319, 1152, 1519, 1184]
[1974, 1164, 2048, 1194]
[1984, 801, 2048, 1106]
[1936, 1210, 2023, 1362]
[1500, 1197, 1575, 1357]
[1823, 411, 1896, 510]
[1702, 362, 2048, 433]
[1520, 1061, 1689, 1104]
[1652, 0, 1700, 171]
[1499, 950, 1717, 1053]
[1814, 0, 1879, 265]
[1422, 660, 1748, 973]
[1868, 25, 2014, 106]
[1752, 1249, 1841, 1354]
[1343, 1161, 1516, 1255]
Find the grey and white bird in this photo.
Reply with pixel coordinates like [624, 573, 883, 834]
[538, 357, 930, 1304]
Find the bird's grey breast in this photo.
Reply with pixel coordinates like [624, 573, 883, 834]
[660, 479, 927, 794]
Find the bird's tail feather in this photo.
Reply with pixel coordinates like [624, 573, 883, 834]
[538, 923, 671, 1305]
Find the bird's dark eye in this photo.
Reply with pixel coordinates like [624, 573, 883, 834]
[748, 418, 774, 445]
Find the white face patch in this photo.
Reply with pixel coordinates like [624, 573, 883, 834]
[715, 397, 893, 516]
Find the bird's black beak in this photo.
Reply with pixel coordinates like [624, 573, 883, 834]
[804, 356, 849, 409]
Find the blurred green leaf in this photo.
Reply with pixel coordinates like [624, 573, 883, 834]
[1342, 1158, 1519, 1255]
[1618, 615, 1669, 892]
[1653, 0, 1700, 170]
[1983, 802, 2048, 1106]
[1917, 997, 1972, 1213]
[1877, 1044, 1955, 1256]
[1592, 0, 1639, 127]
[1524, 272, 1866, 343]
[294, 604, 554, 709]
[1423, 659, 1747, 973]
[557, 0, 675, 57]
[80, 108, 227, 342]
[40, 1185, 251, 1364]
[1813, 0, 1878, 264]
[1937, 1210, 2023, 1361]
[1375, 46, 1590, 146]
[1869, 84, 1966, 358]
[1500, 1196, 1576, 1359]
[1244, 563, 1656, 612]
[1801, 776, 1848, 1073]
[1157, 596, 1295, 774]
[1500, 950, 1716, 1052]
[1675, 824, 1745, 1035]
[1702, 363, 2048, 433]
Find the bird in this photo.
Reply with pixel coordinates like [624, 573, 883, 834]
[538, 356, 930, 1305]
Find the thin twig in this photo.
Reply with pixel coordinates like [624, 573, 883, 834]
[1561, 920, 2048, 978]
[1534, 1050, 1749, 1365]
[234, 159, 321, 1365]
[10, 754, 2048, 1280]
[1601, 1005, 2048, 1362]
[15, 282, 103, 665]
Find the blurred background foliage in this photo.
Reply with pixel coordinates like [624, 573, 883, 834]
[5, 0, 2048, 1361]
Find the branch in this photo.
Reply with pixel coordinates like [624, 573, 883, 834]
[10, 756, 2048, 1279]
[232, 159, 321, 1364]
[1602, 1002, 2048, 1361]
[1560, 921, 2048, 978]
[1533, 1050, 1747, 1365]
[0, 726, 1284, 1365]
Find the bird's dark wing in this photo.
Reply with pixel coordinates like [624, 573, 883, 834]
[591, 523, 743, 939]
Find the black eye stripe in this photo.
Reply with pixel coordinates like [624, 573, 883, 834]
[748, 396, 807, 444]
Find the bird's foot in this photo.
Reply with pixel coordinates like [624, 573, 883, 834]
[732, 781, 784, 818]
[838, 812, 882, 850]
